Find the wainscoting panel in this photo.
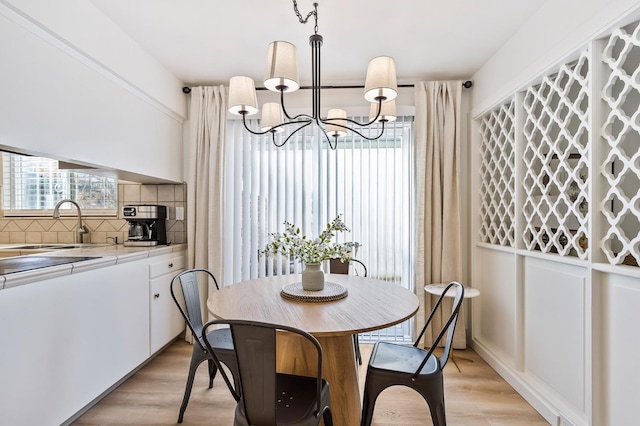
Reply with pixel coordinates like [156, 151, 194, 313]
[600, 273, 640, 425]
[476, 247, 517, 365]
[524, 257, 586, 413]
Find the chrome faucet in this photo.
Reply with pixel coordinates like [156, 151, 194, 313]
[53, 199, 88, 244]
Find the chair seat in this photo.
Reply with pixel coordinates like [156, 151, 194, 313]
[201, 327, 234, 351]
[369, 341, 439, 376]
[235, 373, 330, 425]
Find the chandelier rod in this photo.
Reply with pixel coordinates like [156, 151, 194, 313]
[182, 82, 473, 94]
[257, 81, 473, 90]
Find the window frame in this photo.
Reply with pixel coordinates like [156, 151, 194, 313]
[1, 153, 118, 217]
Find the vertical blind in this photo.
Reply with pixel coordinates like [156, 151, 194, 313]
[223, 116, 415, 342]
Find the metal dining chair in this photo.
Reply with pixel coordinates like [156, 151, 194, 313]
[202, 319, 333, 426]
[360, 281, 464, 426]
[329, 257, 367, 364]
[170, 268, 239, 423]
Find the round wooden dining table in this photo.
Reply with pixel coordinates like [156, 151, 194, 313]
[207, 273, 419, 426]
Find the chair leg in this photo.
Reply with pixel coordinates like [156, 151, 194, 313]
[416, 378, 447, 426]
[217, 352, 241, 397]
[178, 348, 208, 423]
[207, 358, 218, 389]
[353, 334, 362, 365]
[360, 380, 383, 426]
[431, 404, 446, 426]
[424, 397, 446, 426]
[360, 390, 375, 426]
[322, 407, 333, 426]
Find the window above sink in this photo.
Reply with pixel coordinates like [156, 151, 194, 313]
[1, 152, 118, 217]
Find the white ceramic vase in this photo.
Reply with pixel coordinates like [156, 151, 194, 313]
[301, 262, 325, 291]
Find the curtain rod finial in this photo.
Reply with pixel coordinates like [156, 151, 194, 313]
[462, 81, 473, 89]
[182, 86, 191, 94]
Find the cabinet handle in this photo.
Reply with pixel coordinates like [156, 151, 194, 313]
[168, 263, 174, 268]
[154, 293, 160, 299]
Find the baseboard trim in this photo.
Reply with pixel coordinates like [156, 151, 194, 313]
[471, 338, 560, 425]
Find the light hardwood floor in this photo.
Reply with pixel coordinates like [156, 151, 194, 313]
[73, 340, 549, 425]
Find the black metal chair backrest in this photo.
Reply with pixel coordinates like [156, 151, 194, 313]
[201, 319, 325, 425]
[413, 281, 465, 375]
[170, 268, 220, 351]
[329, 258, 368, 277]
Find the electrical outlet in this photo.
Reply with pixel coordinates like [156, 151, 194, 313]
[175, 206, 185, 221]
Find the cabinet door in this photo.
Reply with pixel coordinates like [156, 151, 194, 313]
[0, 261, 149, 426]
[149, 263, 185, 354]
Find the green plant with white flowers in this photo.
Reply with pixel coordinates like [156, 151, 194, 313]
[263, 215, 355, 264]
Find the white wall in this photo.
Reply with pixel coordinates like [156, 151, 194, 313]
[0, 0, 186, 183]
[475, 247, 517, 364]
[469, 1, 640, 425]
[471, 0, 640, 117]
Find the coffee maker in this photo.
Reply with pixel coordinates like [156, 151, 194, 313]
[122, 205, 167, 246]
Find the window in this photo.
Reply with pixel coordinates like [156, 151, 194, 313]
[1, 152, 118, 216]
[224, 116, 415, 342]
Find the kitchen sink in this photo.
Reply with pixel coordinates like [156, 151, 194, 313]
[0, 256, 102, 274]
[9, 244, 79, 249]
[0, 244, 112, 260]
[4, 244, 110, 250]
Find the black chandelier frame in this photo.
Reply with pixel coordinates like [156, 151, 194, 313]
[241, 1, 389, 150]
[183, 1, 473, 150]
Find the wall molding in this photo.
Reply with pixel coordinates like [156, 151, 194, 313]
[0, 0, 184, 123]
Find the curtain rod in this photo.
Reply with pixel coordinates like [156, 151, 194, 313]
[182, 81, 472, 94]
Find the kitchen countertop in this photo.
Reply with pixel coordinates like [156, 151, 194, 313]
[0, 243, 186, 290]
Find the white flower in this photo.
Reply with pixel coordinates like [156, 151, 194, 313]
[262, 215, 354, 264]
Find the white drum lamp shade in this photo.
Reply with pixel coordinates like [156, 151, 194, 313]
[228, 76, 259, 116]
[369, 100, 397, 122]
[326, 109, 348, 137]
[260, 103, 285, 132]
[364, 56, 398, 103]
[227, 2, 401, 148]
[264, 41, 300, 92]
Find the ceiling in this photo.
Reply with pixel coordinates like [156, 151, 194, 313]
[88, 0, 547, 88]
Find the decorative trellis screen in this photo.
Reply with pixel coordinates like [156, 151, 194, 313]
[601, 21, 640, 267]
[521, 51, 590, 259]
[478, 100, 515, 247]
[477, 20, 640, 268]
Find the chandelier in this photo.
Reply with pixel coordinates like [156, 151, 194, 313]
[227, 1, 398, 150]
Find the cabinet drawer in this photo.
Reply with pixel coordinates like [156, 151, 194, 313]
[149, 255, 185, 279]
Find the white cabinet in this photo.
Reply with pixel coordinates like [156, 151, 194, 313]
[0, 261, 149, 426]
[0, 247, 187, 426]
[149, 253, 186, 354]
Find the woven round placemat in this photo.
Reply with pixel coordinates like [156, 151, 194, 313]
[281, 281, 348, 303]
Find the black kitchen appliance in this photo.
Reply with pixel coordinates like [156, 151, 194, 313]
[122, 205, 167, 246]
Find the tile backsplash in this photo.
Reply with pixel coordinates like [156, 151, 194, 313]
[0, 183, 187, 245]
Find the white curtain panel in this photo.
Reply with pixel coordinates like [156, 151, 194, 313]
[185, 86, 227, 324]
[414, 81, 466, 349]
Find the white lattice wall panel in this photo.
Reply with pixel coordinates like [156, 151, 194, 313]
[522, 51, 590, 259]
[479, 100, 515, 246]
[601, 21, 640, 267]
